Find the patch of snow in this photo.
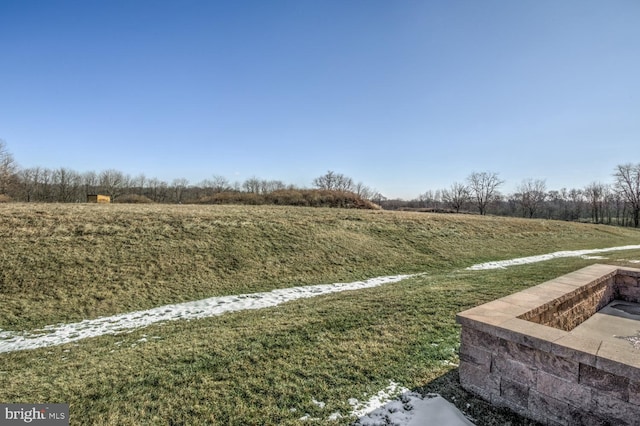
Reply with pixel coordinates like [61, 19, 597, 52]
[466, 245, 640, 270]
[349, 381, 410, 418]
[299, 414, 320, 422]
[353, 390, 475, 426]
[311, 399, 325, 409]
[0, 274, 413, 353]
[328, 412, 342, 420]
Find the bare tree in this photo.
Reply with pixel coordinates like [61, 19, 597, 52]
[442, 182, 470, 213]
[584, 182, 607, 224]
[210, 175, 231, 193]
[567, 188, 584, 221]
[417, 190, 444, 209]
[18, 167, 40, 202]
[54, 168, 82, 202]
[99, 169, 126, 199]
[242, 177, 261, 194]
[312, 170, 354, 192]
[39, 168, 53, 201]
[82, 171, 99, 197]
[0, 139, 17, 194]
[467, 171, 504, 215]
[516, 179, 547, 218]
[147, 178, 169, 202]
[132, 174, 147, 195]
[614, 163, 640, 227]
[171, 178, 189, 203]
[355, 182, 377, 200]
[260, 179, 286, 194]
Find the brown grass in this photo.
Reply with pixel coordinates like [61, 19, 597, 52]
[2, 203, 640, 424]
[1, 203, 640, 330]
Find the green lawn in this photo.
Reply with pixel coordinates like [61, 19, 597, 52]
[1, 203, 639, 425]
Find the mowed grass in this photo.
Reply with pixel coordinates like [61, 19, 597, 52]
[1, 203, 640, 425]
[2, 203, 639, 330]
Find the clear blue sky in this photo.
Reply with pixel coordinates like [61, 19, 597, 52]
[1, 1, 638, 199]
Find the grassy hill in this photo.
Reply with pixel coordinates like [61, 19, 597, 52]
[1, 203, 640, 425]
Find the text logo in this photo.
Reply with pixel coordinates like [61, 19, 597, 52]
[1, 404, 68, 425]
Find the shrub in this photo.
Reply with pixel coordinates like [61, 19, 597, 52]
[194, 189, 379, 209]
[0, 194, 13, 203]
[114, 194, 154, 204]
[197, 192, 265, 205]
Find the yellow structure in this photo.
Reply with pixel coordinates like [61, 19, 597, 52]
[87, 194, 111, 203]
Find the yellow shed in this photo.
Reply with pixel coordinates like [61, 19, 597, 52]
[87, 194, 111, 203]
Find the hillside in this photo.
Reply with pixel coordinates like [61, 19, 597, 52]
[2, 203, 640, 425]
[1, 203, 639, 330]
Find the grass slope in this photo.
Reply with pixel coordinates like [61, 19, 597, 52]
[1, 203, 640, 425]
[1, 203, 639, 330]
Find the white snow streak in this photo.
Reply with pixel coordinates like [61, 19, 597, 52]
[0, 275, 413, 353]
[3, 243, 639, 354]
[466, 245, 640, 270]
[349, 381, 410, 418]
[350, 382, 474, 426]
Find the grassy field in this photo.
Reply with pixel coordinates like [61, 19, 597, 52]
[1, 203, 640, 425]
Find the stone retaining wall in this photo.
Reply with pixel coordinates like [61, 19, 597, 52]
[457, 265, 640, 425]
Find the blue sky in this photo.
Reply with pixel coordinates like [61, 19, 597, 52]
[1, 1, 638, 199]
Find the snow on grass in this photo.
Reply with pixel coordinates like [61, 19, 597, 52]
[466, 244, 640, 270]
[3, 244, 638, 354]
[5, 245, 639, 423]
[349, 381, 410, 418]
[0, 274, 413, 353]
[351, 382, 474, 426]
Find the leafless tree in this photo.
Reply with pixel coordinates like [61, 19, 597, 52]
[40, 168, 53, 201]
[467, 171, 504, 215]
[567, 188, 583, 221]
[18, 167, 40, 202]
[210, 175, 231, 193]
[418, 190, 443, 209]
[442, 182, 470, 213]
[0, 139, 17, 194]
[99, 169, 126, 199]
[614, 163, 640, 227]
[584, 182, 606, 224]
[147, 178, 168, 202]
[516, 179, 547, 218]
[132, 174, 147, 195]
[608, 189, 625, 226]
[355, 182, 377, 200]
[258, 179, 285, 194]
[53, 168, 82, 202]
[242, 177, 261, 194]
[312, 170, 354, 192]
[171, 178, 189, 203]
[82, 171, 99, 197]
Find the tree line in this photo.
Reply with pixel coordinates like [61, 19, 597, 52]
[0, 141, 380, 208]
[1, 140, 639, 226]
[382, 168, 640, 228]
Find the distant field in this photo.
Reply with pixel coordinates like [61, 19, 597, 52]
[1, 203, 640, 425]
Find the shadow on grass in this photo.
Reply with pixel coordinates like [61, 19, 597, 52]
[411, 369, 542, 426]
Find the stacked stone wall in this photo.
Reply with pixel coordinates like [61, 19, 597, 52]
[518, 276, 616, 331]
[616, 269, 640, 303]
[458, 268, 640, 425]
[460, 326, 640, 425]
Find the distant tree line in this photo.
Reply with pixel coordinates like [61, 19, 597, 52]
[0, 141, 380, 208]
[1, 140, 639, 225]
[382, 167, 640, 227]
